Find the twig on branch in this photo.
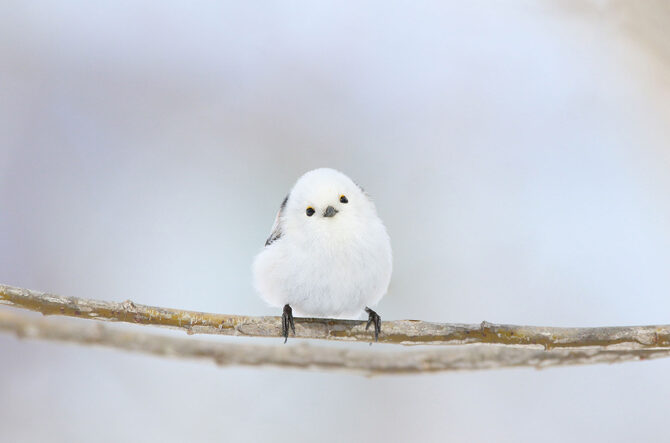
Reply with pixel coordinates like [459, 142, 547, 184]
[2, 284, 670, 348]
[1, 310, 668, 375]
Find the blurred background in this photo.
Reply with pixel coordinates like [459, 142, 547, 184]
[1, 1, 670, 442]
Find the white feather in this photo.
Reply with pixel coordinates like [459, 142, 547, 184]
[253, 168, 392, 318]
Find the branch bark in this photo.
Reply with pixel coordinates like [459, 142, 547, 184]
[2, 310, 668, 375]
[2, 284, 670, 349]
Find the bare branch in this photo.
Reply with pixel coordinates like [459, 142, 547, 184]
[1, 310, 668, 375]
[2, 284, 670, 349]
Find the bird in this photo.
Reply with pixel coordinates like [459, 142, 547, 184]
[253, 168, 392, 343]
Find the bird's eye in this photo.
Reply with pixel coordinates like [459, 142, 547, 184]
[340, 195, 348, 204]
[306, 207, 315, 217]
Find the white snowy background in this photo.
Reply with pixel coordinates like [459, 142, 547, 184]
[1, 1, 670, 442]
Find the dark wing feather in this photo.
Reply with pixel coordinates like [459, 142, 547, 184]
[265, 195, 288, 246]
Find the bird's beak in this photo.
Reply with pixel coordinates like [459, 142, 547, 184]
[323, 206, 339, 218]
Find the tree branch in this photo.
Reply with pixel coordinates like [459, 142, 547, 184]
[2, 310, 668, 375]
[2, 284, 670, 349]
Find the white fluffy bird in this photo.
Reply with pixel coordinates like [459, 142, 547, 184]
[253, 168, 392, 342]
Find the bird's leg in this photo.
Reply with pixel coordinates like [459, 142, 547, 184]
[364, 307, 381, 342]
[282, 304, 295, 343]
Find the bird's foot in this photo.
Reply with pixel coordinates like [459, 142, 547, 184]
[364, 307, 381, 342]
[282, 304, 295, 343]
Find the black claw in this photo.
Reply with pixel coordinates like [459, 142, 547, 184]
[282, 304, 295, 343]
[364, 307, 381, 342]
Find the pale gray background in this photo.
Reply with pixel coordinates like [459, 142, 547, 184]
[2, 1, 670, 442]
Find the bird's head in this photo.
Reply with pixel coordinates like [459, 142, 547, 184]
[283, 168, 375, 240]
